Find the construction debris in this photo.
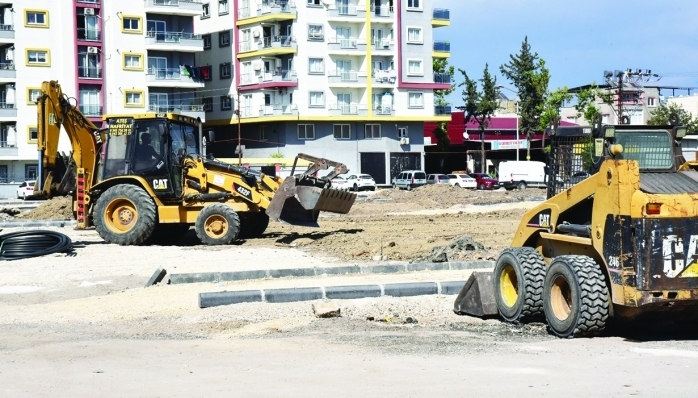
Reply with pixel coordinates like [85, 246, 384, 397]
[313, 301, 341, 318]
[415, 235, 486, 263]
[16, 196, 73, 220]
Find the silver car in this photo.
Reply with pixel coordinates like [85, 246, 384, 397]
[392, 170, 427, 191]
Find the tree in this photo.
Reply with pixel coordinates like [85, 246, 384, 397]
[539, 86, 572, 131]
[574, 83, 613, 124]
[432, 58, 456, 151]
[647, 102, 698, 133]
[459, 64, 499, 173]
[500, 37, 550, 160]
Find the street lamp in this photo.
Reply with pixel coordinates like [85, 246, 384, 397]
[495, 85, 520, 161]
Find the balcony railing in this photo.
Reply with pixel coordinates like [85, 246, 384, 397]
[372, 38, 393, 49]
[433, 41, 450, 52]
[77, 28, 101, 41]
[0, 141, 16, 148]
[241, 70, 297, 85]
[329, 70, 359, 82]
[433, 8, 450, 20]
[261, 35, 294, 48]
[146, 30, 202, 42]
[327, 37, 366, 49]
[78, 67, 102, 79]
[329, 103, 360, 115]
[149, 0, 203, 5]
[147, 68, 183, 80]
[148, 104, 204, 113]
[434, 105, 451, 115]
[77, 0, 100, 3]
[0, 24, 13, 31]
[0, 102, 15, 109]
[0, 63, 14, 70]
[259, 104, 297, 116]
[79, 105, 103, 116]
[337, 3, 358, 15]
[239, 1, 295, 19]
[434, 72, 452, 84]
[370, 5, 393, 16]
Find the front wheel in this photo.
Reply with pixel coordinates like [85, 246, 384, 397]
[94, 185, 158, 245]
[517, 181, 527, 190]
[543, 255, 610, 338]
[195, 204, 241, 245]
[493, 247, 546, 323]
[478, 183, 484, 190]
[406, 184, 412, 191]
[353, 184, 359, 192]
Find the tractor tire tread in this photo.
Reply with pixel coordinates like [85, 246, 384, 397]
[194, 203, 241, 245]
[498, 247, 546, 323]
[94, 185, 157, 246]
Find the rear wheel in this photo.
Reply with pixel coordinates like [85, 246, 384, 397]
[454, 183, 460, 188]
[94, 185, 157, 246]
[543, 255, 610, 338]
[493, 247, 546, 323]
[478, 183, 484, 190]
[517, 181, 527, 190]
[353, 184, 359, 192]
[195, 204, 240, 245]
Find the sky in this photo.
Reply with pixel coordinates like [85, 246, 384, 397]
[432, 0, 698, 104]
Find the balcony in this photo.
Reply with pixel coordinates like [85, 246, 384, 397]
[77, 0, 101, 3]
[237, 36, 297, 58]
[145, 31, 204, 52]
[328, 70, 367, 86]
[79, 105, 103, 116]
[0, 102, 16, 118]
[237, 1, 296, 26]
[432, 41, 450, 58]
[77, 28, 100, 42]
[371, 38, 394, 51]
[0, 24, 13, 40]
[239, 70, 298, 89]
[434, 72, 452, 84]
[146, 68, 205, 88]
[434, 105, 452, 115]
[0, 141, 17, 156]
[373, 69, 397, 85]
[78, 67, 102, 79]
[328, 103, 368, 116]
[373, 105, 395, 116]
[327, 37, 367, 54]
[144, 0, 203, 17]
[432, 8, 450, 26]
[370, 4, 393, 17]
[0, 63, 14, 80]
[326, 2, 365, 20]
[258, 104, 298, 117]
[149, 103, 205, 121]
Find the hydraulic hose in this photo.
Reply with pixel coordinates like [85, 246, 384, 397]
[0, 230, 73, 261]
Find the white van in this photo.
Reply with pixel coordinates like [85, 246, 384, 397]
[498, 161, 546, 190]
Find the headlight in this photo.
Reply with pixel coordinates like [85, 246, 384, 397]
[676, 127, 687, 138]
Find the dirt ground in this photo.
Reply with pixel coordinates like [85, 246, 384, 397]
[15, 196, 73, 220]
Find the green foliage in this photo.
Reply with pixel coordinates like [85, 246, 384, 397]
[539, 86, 572, 131]
[459, 63, 499, 132]
[574, 83, 613, 123]
[432, 121, 451, 151]
[500, 37, 550, 157]
[270, 152, 284, 158]
[433, 58, 456, 106]
[647, 102, 698, 133]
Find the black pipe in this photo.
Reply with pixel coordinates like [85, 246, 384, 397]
[0, 230, 73, 261]
[556, 223, 591, 237]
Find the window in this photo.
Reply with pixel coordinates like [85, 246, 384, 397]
[647, 97, 656, 107]
[260, 126, 267, 141]
[203, 34, 212, 49]
[203, 97, 213, 112]
[364, 124, 381, 139]
[202, 3, 211, 18]
[307, 0, 321, 6]
[123, 53, 143, 70]
[407, 0, 421, 10]
[122, 16, 142, 33]
[27, 50, 50, 66]
[219, 62, 232, 79]
[218, 0, 229, 15]
[398, 127, 408, 138]
[125, 91, 143, 107]
[298, 124, 315, 140]
[219, 30, 230, 47]
[333, 124, 350, 140]
[407, 59, 423, 75]
[25, 10, 48, 27]
[25, 165, 38, 180]
[308, 58, 324, 74]
[220, 96, 232, 110]
[407, 27, 422, 43]
[309, 91, 325, 107]
[202, 65, 213, 81]
[408, 92, 424, 107]
[27, 88, 41, 104]
[308, 24, 323, 40]
[28, 127, 38, 143]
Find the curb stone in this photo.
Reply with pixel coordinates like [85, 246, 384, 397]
[0, 220, 76, 228]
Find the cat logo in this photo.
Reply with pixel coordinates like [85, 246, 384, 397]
[526, 209, 552, 229]
[152, 179, 168, 190]
[538, 213, 550, 228]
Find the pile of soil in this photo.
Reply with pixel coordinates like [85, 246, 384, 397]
[414, 235, 487, 263]
[17, 196, 73, 220]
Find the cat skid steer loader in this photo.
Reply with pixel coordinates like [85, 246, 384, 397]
[36, 80, 355, 245]
[455, 121, 698, 337]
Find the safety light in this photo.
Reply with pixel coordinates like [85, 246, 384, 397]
[604, 126, 615, 138]
[646, 203, 661, 215]
[676, 127, 687, 139]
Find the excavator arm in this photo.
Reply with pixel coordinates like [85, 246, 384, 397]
[36, 81, 101, 198]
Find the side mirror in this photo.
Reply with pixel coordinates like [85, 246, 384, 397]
[207, 130, 216, 143]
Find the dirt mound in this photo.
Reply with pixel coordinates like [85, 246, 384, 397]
[17, 196, 73, 220]
[414, 235, 487, 263]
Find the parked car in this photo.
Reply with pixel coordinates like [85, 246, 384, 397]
[565, 171, 592, 185]
[17, 180, 36, 200]
[498, 160, 547, 190]
[469, 173, 501, 190]
[426, 174, 449, 185]
[345, 174, 376, 191]
[447, 174, 477, 189]
[330, 176, 351, 191]
[392, 170, 427, 191]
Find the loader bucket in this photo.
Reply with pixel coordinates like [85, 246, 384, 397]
[266, 176, 357, 227]
[453, 271, 499, 318]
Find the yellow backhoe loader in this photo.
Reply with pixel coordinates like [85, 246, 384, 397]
[455, 121, 698, 337]
[36, 80, 356, 245]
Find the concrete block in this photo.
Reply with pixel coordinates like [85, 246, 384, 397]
[363, 264, 404, 275]
[145, 267, 167, 287]
[312, 301, 341, 318]
[198, 290, 263, 308]
[325, 284, 382, 300]
[268, 268, 316, 279]
[169, 272, 218, 285]
[407, 262, 449, 272]
[450, 260, 495, 270]
[264, 287, 323, 303]
[440, 281, 468, 295]
[383, 282, 438, 297]
[316, 266, 361, 276]
[223, 270, 268, 281]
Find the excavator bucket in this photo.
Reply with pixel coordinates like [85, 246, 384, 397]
[453, 271, 499, 318]
[266, 176, 356, 227]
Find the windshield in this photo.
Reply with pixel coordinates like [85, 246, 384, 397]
[169, 121, 199, 156]
[615, 130, 673, 170]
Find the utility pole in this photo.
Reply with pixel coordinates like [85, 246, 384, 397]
[480, 129, 485, 173]
[236, 87, 242, 165]
[604, 69, 660, 124]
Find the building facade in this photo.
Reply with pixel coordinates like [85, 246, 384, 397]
[195, 0, 451, 184]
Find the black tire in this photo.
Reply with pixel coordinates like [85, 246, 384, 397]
[543, 255, 610, 338]
[238, 212, 270, 239]
[493, 247, 546, 323]
[94, 185, 157, 246]
[195, 203, 240, 245]
[353, 184, 359, 192]
[145, 223, 190, 246]
[517, 181, 527, 190]
[454, 183, 461, 188]
[371, 186, 376, 191]
[478, 183, 484, 190]
[406, 184, 412, 191]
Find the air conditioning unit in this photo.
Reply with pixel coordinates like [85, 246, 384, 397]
[87, 46, 98, 54]
[84, 8, 95, 15]
[400, 137, 409, 145]
[275, 58, 282, 68]
[252, 30, 260, 38]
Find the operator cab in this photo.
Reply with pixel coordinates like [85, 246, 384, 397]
[97, 113, 201, 201]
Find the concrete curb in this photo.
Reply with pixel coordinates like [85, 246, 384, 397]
[198, 280, 469, 308]
[171, 260, 494, 285]
[0, 220, 75, 228]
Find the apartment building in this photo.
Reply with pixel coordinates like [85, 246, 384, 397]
[195, 0, 451, 184]
[0, 0, 205, 189]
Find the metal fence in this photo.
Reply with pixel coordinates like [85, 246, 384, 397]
[546, 129, 594, 199]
